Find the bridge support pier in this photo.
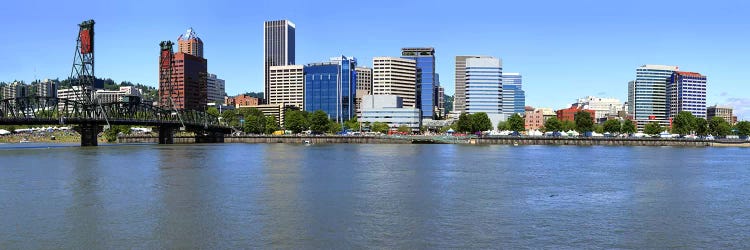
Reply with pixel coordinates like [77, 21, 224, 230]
[74, 123, 102, 147]
[195, 131, 225, 143]
[158, 126, 175, 144]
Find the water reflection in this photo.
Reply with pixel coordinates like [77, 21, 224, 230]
[2, 144, 750, 248]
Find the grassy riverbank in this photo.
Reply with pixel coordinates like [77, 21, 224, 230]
[0, 131, 105, 144]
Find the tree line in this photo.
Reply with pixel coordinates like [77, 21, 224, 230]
[668, 111, 748, 138]
[211, 108, 377, 135]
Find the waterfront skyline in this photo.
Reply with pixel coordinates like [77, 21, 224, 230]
[1, 0, 749, 118]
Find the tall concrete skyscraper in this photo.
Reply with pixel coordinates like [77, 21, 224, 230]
[401, 47, 437, 119]
[627, 80, 635, 115]
[502, 73, 525, 116]
[667, 71, 707, 119]
[355, 66, 373, 116]
[632, 64, 678, 131]
[453, 55, 475, 113]
[355, 67, 373, 95]
[465, 56, 503, 115]
[264, 20, 296, 102]
[178, 28, 203, 58]
[372, 57, 417, 108]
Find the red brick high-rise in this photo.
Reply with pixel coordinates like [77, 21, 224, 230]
[159, 29, 208, 111]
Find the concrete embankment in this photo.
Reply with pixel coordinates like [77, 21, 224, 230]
[118, 135, 750, 147]
[474, 137, 719, 147]
[119, 135, 412, 144]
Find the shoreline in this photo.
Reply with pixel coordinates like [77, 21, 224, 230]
[117, 135, 750, 147]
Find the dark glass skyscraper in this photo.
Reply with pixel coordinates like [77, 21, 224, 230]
[502, 73, 526, 115]
[264, 20, 295, 102]
[304, 56, 357, 122]
[401, 47, 436, 119]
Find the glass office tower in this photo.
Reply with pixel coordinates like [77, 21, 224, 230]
[401, 47, 436, 119]
[304, 56, 357, 122]
[502, 73, 525, 116]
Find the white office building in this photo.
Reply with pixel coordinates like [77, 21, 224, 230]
[631, 64, 678, 131]
[207, 73, 225, 104]
[372, 57, 417, 108]
[574, 96, 624, 121]
[465, 56, 506, 127]
[360, 95, 421, 131]
[94, 86, 142, 104]
[268, 65, 304, 109]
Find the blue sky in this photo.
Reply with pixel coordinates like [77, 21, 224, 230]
[2, 0, 749, 118]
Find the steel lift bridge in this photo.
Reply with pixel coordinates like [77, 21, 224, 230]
[0, 20, 230, 146]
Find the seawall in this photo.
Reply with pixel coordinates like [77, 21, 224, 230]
[118, 135, 750, 147]
[474, 137, 716, 147]
[119, 135, 412, 144]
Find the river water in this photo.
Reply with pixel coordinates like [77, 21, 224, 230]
[1, 143, 749, 248]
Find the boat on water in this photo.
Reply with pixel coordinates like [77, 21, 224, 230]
[303, 140, 312, 145]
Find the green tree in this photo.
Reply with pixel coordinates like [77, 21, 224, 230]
[496, 121, 509, 131]
[371, 122, 389, 134]
[207, 107, 220, 117]
[344, 116, 360, 131]
[709, 116, 731, 137]
[456, 112, 473, 133]
[471, 112, 493, 132]
[328, 120, 343, 134]
[561, 120, 576, 132]
[644, 122, 663, 137]
[594, 124, 604, 134]
[574, 111, 594, 133]
[735, 121, 750, 137]
[284, 110, 309, 133]
[621, 119, 637, 135]
[694, 118, 709, 136]
[603, 119, 622, 134]
[544, 117, 563, 132]
[672, 111, 696, 136]
[220, 109, 238, 127]
[397, 125, 411, 133]
[103, 125, 131, 142]
[507, 113, 525, 132]
[310, 110, 330, 133]
[439, 123, 455, 133]
[265, 115, 280, 134]
[243, 115, 266, 134]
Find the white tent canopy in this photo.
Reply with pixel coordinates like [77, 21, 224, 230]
[0, 129, 10, 135]
[566, 130, 579, 137]
[527, 130, 544, 136]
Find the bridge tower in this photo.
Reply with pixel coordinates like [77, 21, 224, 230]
[157, 41, 179, 144]
[70, 20, 97, 105]
[69, 20, 104, 146]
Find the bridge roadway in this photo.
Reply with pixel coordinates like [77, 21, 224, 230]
[0, 96, 230, 146]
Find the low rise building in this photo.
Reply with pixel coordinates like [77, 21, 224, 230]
[573, 96, 623, 122]
[707, 105, 733, 124]
[33, 79, 58, 98]
[360, 95, 421, 131]
[1, 81, 30, 99]
[94, 86, 142, 104]
[524, 107, 556, 131]
[237, 103, 285, 127]
[228, 94, 260, 107]
[556, 105, 596, 123]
